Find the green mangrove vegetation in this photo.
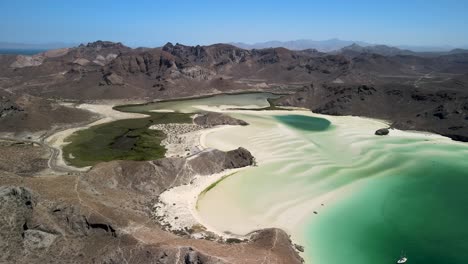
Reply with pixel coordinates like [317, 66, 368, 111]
[63, 112, 192, 167]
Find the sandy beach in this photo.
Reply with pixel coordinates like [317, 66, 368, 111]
[152, 107, 460, 254]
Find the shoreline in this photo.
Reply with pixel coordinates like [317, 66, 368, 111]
[35, 97, 467, 264]
[153, 124, 252, 239]
[151, 107, 463, 263]
[16, 93, 467, 264]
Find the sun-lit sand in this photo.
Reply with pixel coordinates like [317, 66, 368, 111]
[150, 109, 175, 113]
[154, 106, 459, 254]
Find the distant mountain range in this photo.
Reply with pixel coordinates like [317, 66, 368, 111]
[230, 39, 468, 53]
[231, 39, 371, 52]
[1, 40, 468, 142]
[335, 43, 468, 57]
[3, 39, 467, 54]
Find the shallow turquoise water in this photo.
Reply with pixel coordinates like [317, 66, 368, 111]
[305, 142, 468, 264]
[197, 112, 468, 264]
[275, 115, 331, 131]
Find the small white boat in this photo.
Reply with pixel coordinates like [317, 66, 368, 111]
[396, 250, 407, 263]
[396, 256, 408, 263]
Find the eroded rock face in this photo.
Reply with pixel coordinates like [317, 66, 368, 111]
[104, 72, 124, 85]
[97, 245, 228, 264]
[73, 58, 90, 66]
[23, 229, 57, 250]
[0, 144, 301, 263]
[0, 141, 48, 176]
[0, 125, 300, 263]
[84, 147, 255, 197]
[9, 48, 70, 68]
[0, 186, 34, 263]
[194, 112, 249, 126]
[85, 40, 127, 50]
[10, 54, 45, 68]
[250, 228, 304, 264]
[0, 185, 124, 263]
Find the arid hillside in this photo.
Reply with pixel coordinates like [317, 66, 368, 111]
[1, 40, 467, 141]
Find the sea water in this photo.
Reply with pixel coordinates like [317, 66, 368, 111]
[196, 111, 468, 264]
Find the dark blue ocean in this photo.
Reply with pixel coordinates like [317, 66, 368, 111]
[0, 49, 46, 55]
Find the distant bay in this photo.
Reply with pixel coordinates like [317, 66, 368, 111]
[0, 49, 47, 55]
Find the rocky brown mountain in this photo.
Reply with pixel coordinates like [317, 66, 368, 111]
[194, 112, 249, 126]
[1, 40, 467, 140]
[0, 144, 302, 264]
[1, 40, 467, 141]
[0, 94, 95, 135]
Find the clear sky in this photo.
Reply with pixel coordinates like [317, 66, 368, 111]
[1, 0, 468, 47]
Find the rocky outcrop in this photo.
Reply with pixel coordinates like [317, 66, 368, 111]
[0, 96, 23, 118]
[103, 72, 124, 85]
[249, 228, 304, 264]
[0, 141, 48, 176]
[9, 48, 70, 68]
[180, 65, 217, 80]
[93, 53, 118, 66]
[83, 40, 127, 50]
[10, 54, 45, 68]
[84, 147, 254, 197]
[72, 58, 90, 66]
[0, 179, 303, 263]
[223, 147, 255, 168]
[0, 185, 128, 263]
[0, 186, 34, 263]
[97, 245, 228, 264]
[375, 128, 390, 135]
[194, 112, 249, 126]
